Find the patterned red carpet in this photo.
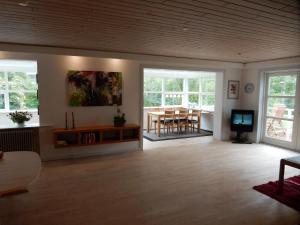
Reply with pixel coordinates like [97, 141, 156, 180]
[253, 175, 300, 212]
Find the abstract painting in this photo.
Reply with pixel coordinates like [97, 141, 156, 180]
[67, 71, 122, 106]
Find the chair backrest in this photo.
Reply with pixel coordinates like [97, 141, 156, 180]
[177, 109, 189, 122]
[151, 107, 161, 112]
[273, 105, 286, 118]
[163, 109, 175, 120]
[190, 109, 201, 121]
[179, 108, 188, 113]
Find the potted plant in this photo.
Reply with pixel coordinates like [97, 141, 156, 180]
[8, 111, 32, 126]
[113, 106, 126, 127]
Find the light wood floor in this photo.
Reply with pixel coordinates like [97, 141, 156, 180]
[1, 137, 300, 225]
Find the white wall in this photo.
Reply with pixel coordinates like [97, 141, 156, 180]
[0, 44, 243, 160]
[241, 57, 300, 143]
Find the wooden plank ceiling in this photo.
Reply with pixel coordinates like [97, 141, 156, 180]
[0, 0, 299, 63]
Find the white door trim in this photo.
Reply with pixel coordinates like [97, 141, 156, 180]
[261, 70, 300, 150]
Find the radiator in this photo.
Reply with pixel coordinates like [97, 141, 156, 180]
[0, 128, 40, 153]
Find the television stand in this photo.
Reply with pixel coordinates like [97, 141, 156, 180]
[232, 130, 252, 144]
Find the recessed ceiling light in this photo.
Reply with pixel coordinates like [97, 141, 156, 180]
[18, 1, 29, 7]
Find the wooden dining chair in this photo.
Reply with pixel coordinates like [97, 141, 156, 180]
[161, 109, 175, 134]
[267, 105, 286, 137]
[149, 108, 161, 133]
[176, 108, 189, 133]
[189, 109, 201, 132]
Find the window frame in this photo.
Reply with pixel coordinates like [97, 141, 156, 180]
[144, 73, 216, 109]
[0, 71, 38, 112]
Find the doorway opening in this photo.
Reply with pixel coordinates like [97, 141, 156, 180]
[141, 68, 218, 148]
[261, 70, 300, 150]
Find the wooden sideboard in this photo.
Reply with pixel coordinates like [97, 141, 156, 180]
[53, 124, 140, 148]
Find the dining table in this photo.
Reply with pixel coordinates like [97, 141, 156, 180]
[147, 109, 202, 137]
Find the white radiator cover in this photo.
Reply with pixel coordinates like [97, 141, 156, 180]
[0, 128, 40, 153]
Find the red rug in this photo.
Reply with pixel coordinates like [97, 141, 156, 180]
[253, 175, 300, 211]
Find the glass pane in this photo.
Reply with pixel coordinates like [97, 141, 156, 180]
[144, 93, 162, 107]
[9, 92, 23, 110]
[188, 94, 199, 106]
[265, 118, 293, 142]
[24, 92, 39, 109]
[8, 72, 37, 91]
[268, 75, 297, 96]
[165, 78, 183, 92]
[202, 78, 215, 92]
[202, 95, 215, 106]
[165, 94, 182, 106]
[0, 72, 6, 90]
[144, 77, 162, 92]
[9, 92, 38, 110]
[188, 78, 199, 92]
[267, 98, 295, 119]
[0, 94, 5, 109]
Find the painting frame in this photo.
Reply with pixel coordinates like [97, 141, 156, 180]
[67, 70, 122, 107]
[227, 80, 240, 99]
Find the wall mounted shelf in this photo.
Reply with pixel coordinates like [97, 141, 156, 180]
[53, 124, 140, 148]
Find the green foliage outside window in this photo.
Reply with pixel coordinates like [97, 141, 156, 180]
[268, 75, 296, 96]
[202, 79, 215, 92]
[165, 96, 182, 106]
[144, 77, 162, 92]
[188, 79, 199, 92]
[188, 94, 198, 104]
[0, 72, 6, 90]
[0, 94, 4, 109]
[8, 72, 37, 91]
[0, 72, 38, 111]
[143, 76, 215, 108]
[266, 75, 297, 118]
[9, 92, 38, 110]
[144, 93, 162, 107]
[165, 78, 183, 92]
[202, 95, 215, 106]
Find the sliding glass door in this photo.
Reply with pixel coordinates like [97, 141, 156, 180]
[262, 71, 300, 150]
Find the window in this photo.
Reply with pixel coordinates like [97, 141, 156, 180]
[144, 77, 162, 107]
[0, 61, 38, 112]
[200, 77, 215, 109]
[165, 94, 183, 106]
[165, 78, 183, 92]
[144, 69, 216, 109]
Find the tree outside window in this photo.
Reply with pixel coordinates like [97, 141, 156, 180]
[165, 95, 182, 106]
[0, 94, 4, 109]
[144, 77, 162, 107]
[0, 71, 38, 111]
[165, 78, 183, 92]
[188, 94, 199, 105]
[144, 77, 162, 92]
[143, 71, 216, 109]
[144, 93, 162, 107]
[188, 78, 199, 92]
[202, 95, 215, 107]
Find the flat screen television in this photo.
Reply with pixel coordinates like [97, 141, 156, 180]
[231, 109, 254, 132]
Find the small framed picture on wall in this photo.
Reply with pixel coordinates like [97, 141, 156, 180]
[227, 80, 239, 99]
